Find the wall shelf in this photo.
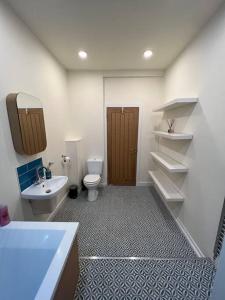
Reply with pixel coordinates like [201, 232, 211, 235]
[150, 96, 197, 204]
[149, 170, 184, 202]
[153, 98, 198, 112]
[150, 152, 188, 173]
[152, 130, 193, 140]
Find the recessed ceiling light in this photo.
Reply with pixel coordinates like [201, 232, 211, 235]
[78, 50, 87, 59]
[143, 50, 153, 59]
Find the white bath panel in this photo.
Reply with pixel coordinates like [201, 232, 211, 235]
[153, 98, 198, 112]
[150, 152, 188, 173]
[152, 130, 193, 140]
[149, 170, 184, 202]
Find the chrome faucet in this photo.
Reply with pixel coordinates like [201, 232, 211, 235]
[34, 167, 47, 185]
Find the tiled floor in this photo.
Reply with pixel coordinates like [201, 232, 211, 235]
[54, 186, 196, 258]
[53, 186, 215, 299]
[74, 258, 215, 300]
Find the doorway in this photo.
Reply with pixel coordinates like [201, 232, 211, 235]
[107, 107, 139, 185]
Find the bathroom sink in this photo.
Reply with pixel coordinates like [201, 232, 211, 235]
[21, 176, 68, 200]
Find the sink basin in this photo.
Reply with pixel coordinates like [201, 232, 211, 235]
[21, 176, 68, 200]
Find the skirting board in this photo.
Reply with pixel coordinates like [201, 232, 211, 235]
[101, 182, 153, 187]
[47, 191, 68, 221]
[153, 187, 204, 258]
[137, 181, 153, 187]
[175, 217, 204, 258]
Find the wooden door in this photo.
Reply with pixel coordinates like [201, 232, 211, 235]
[107, 107, 139, 185]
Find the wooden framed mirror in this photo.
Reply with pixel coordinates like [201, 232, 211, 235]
[6, 93, 47, 155]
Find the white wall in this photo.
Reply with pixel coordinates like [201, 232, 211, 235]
[67, 72, 105, 164]
[162, 3, 225, 257]
[67, 71, 164, 184]
[0, 2, 70, 220]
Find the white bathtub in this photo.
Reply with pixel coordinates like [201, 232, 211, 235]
[0, 221, 79, 300]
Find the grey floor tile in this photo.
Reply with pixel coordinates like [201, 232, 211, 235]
[54, 186, 196, 258]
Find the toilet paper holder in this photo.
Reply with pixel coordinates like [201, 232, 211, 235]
[62, 154, 71, 163]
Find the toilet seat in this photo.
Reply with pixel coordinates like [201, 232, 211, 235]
[84, 174, 100, 185]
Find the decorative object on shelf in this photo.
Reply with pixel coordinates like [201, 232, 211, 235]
[167, 119, 175, 133]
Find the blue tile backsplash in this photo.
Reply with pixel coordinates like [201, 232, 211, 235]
[17, 158, 43, 191]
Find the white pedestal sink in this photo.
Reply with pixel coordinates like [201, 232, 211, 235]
[21, 176, 68, 214]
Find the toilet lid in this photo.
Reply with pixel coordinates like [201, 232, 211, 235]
[84, 174, 100, 183]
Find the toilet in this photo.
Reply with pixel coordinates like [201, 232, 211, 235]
[83, 158, 103, 201]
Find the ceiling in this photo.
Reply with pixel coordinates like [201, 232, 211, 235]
[7, 0, 224, 70]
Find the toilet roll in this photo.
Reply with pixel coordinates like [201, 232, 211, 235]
[62, 156, 71, 166]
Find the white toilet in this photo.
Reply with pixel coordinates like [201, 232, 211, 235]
[83, 158, 103, 201]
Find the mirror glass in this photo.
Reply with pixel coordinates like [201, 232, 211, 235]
[16, 93, 43, 109]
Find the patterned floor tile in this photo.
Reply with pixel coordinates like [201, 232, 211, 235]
[74, 258, 215, 300]
[54, 186, 196, 258]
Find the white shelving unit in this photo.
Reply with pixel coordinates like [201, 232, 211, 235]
[149, 170, 184, 202]
[150, 152, 188, 173]
[152, 130, 193, 140]
[150, 97, 198, 203]
[153, 98, 198, 112]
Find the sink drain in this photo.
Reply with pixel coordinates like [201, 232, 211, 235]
[45, 189, 52, 194]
